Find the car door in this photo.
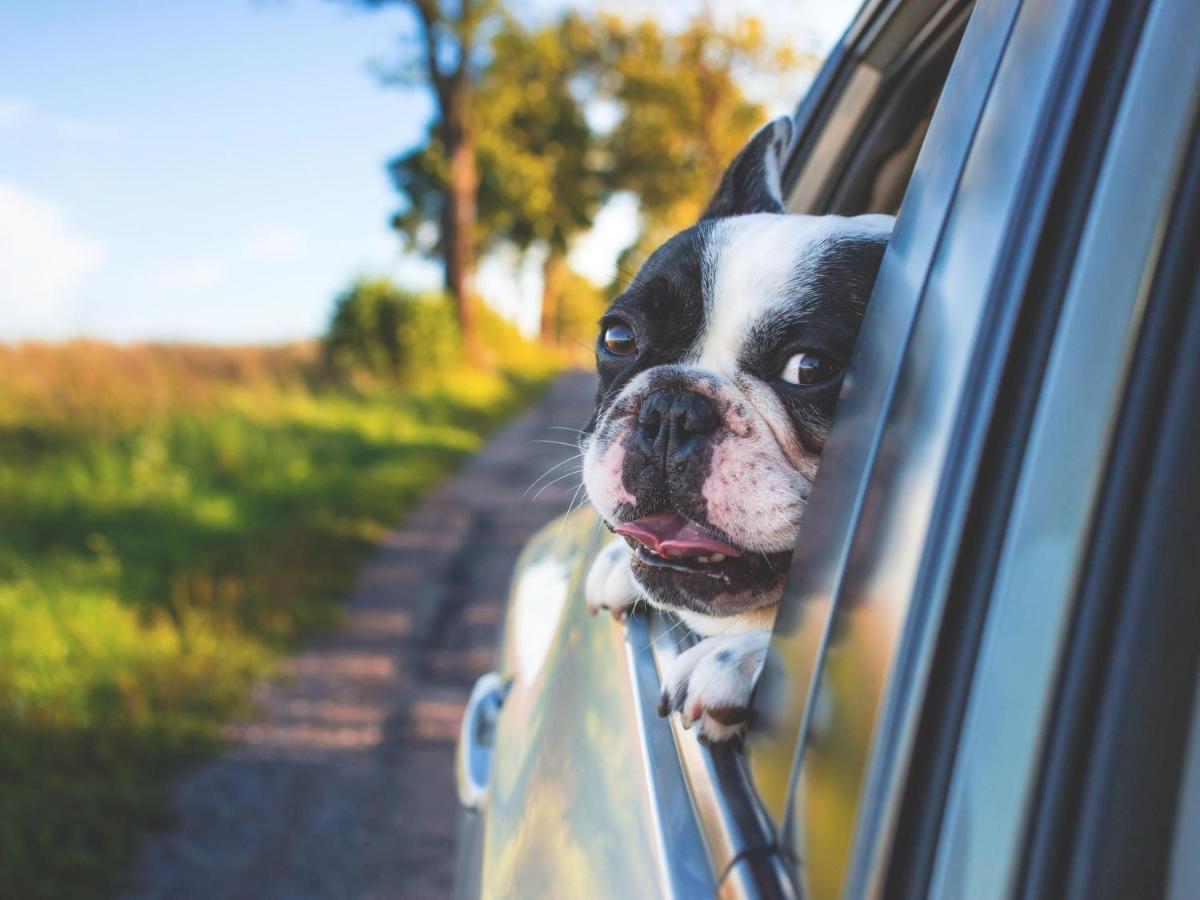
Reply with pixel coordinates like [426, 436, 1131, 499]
[745, 0, 1200, 897]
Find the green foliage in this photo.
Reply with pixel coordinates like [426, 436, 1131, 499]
[324, 278, 461, 382]
[600, 15, 788, 244]
[390, 11, 785, 259]
[0, 341, 555, 899]
[474, 13, 606, 255]
[389, 135, 450, 258]
[324, 276, 564, 379]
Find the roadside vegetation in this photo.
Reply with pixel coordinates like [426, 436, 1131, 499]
[0, 5, 811, 895]
[0, 294, 560, 899]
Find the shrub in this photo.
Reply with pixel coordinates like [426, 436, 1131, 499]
[324, 278, 461, 383]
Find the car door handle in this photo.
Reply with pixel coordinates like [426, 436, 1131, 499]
[456, 672, 507, 810]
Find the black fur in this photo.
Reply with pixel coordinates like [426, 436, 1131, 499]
[701, 117, 794, 220]
[587, 225, 711, 434]
[737, 234, 889, 452]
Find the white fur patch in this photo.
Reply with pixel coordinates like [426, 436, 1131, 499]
[690, 213, 892, 375]
[703, 437, 806, 553]
[584, 538, 639, 618]
[660, 630, 771, 742]
[582, 433, 636, 513]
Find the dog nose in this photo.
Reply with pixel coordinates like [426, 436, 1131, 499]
[637, 389, 719, 461]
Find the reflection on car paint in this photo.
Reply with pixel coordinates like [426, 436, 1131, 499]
[484, 510, 699, 897]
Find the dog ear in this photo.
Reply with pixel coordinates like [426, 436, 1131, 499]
[699, 117, 795, 222]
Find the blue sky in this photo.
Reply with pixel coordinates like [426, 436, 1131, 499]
[0, 0, 855, 343]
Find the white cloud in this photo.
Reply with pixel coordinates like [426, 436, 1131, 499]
[0, 98, 31, 129]
[0, 182, 105, 335]
[145, 257, 226, 292]
[241, 223, 308, 262]
[53, 116, 119, 145]
[0, 98, 118, 144]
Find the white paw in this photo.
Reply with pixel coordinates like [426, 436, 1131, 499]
[658, 631, 770, 742]
[585, 538, 641, 621]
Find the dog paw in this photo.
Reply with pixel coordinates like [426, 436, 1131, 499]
[585, 538, 640, 621]
[658, 631, 771, 742]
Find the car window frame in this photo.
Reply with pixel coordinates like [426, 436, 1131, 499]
[745, 0, 1029, 870]
[1034, 109, 1200, 900]
[747, 0, 996, 828]
[880, 0, 1166, 891]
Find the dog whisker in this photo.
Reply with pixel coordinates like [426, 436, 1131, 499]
[523, 454, 584, 498]
[614, 263, 640, 283]
[531, 467, 584, 502]
[646, 615, 690, 651]
[563, 479, 588, 519]
[552, 479, 588, 552]
[529, 439, 583, 449]
[550, 425, 589, 448]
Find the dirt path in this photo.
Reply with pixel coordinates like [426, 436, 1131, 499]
[124, 371, 597, 900]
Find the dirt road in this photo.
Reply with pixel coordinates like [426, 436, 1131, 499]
[125, 371, 597, 900]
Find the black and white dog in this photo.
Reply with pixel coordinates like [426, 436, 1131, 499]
[582, 117, 892, 741]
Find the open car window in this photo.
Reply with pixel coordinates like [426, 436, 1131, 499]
[634, 0, 979, 888]
[744, 0, 983, 816]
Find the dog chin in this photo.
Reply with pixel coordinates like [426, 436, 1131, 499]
[626, 540, 791, 618]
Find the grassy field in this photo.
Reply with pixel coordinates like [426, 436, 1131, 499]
[0, 340, 558, 899]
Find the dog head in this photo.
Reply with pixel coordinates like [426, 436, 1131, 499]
[582, 117, 892, 622]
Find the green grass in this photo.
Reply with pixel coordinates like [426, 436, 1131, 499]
[0, 341, 556, 898]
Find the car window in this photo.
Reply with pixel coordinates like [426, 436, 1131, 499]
[785, 0, 975, 217]
[632, 0, 979, 884]
[747, 0, 999, 835]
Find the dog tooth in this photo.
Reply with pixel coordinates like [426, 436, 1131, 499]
[710, 553, 726, 563]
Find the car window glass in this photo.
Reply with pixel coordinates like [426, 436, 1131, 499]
[749, 0, 984, 832]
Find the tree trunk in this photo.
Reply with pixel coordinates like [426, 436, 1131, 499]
[441, 93, 480, 356]
[539, 248, 567, 345]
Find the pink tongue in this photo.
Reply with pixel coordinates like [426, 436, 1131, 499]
[615, 512, 743, 560]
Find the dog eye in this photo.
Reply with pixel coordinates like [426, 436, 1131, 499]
[602, 321, 637, 356]
[780, 352, 840, 386]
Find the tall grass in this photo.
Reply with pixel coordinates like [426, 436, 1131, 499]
[0, 339, 558, 899]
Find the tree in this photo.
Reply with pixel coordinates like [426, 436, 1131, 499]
[358, 0, 502, 353]
[362, 6, 794, 349]
[600, 15, 794, 252]
[472, 13, 606, 344]
[466, 13, 788, 342]
[554, 266, 607, 351]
